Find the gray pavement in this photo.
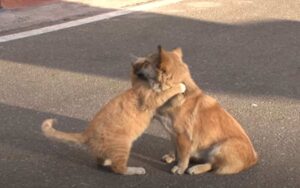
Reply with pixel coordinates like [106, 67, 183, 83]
[0, 0, 152, 35]
[0, 0, 299, 187]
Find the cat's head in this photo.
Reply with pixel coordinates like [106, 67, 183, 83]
[156, 46, 190, 90]
[131, 46, 190, 91]
[130, 52, 161, 90]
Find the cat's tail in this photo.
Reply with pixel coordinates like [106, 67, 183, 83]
[41, 119, 87, 145]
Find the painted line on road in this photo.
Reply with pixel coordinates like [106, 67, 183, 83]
[0, 0, 182, 43]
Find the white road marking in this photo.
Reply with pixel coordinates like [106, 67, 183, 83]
[0, 0, 182, 43]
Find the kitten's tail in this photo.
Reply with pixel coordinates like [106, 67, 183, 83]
[41, 119, 87, 145]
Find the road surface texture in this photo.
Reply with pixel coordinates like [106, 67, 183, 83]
[0, 0, 299, 187]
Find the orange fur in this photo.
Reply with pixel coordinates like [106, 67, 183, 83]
[140, 47, 258, 175]
[41, 61, 186, 175]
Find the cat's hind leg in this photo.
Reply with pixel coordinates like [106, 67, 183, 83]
[97, 157, 112, 167]
[124, 167, 146, 175]
[110, 145, 146, 175]
[187, 163, 212, 175]
[111, 155, 146, 175]
[209, 139, 253, 175]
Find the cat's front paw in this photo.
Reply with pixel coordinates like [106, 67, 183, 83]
[134, 167, 146, 175]
[162, 153, 176, 164]
[126, 167, 146, 175]
[171, 165, 186, 175]
[179, 83, 186, 93]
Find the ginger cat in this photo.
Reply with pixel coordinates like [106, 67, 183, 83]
[41, 60, 186, 175]
[138, 46, 258, 175]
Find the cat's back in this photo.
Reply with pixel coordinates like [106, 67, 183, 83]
[93, 88, 140, 120]
[86, 85, 153, 141]
[188, 93, 252, 144]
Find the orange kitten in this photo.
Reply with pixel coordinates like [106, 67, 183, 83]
[138, 47, 258, 175]
[41, 60, 186, 175]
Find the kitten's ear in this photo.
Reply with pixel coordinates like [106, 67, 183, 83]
[157, 45, 162, 67]
[157, 45, 170, 64]
[129, 54, 139, 65]
[157, 45, 162, 54]
[172, 47, 183, 59]
[131, 56, 146, 67]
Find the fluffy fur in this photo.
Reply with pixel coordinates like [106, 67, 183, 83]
[41, 61, 186, 175]
[139, 46, 258, 175]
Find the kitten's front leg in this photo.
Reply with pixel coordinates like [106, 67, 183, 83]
[171, 133, 191, 175]
[152, 83, 186, 108]
[141, 83, 185, 110]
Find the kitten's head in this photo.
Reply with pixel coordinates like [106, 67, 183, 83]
[131, 52, 161, 90]
[131, 46, 190, 91]
[156, 46, 190, 90]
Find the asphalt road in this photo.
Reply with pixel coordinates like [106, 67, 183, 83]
[0, 0, 299, 187]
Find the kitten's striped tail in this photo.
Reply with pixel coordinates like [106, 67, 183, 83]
[41, 119, 87, 145]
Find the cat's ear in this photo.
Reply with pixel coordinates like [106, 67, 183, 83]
[172, 47, 183, 59]
[157, 45, 162, 55]
[129, 54, 140, 65]
[131, 55, 146, 67]
[157, 45, 162, 67]
[157, 45, 170, 64]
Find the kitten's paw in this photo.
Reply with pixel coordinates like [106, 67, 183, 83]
[41, 119, 57, 136]
[187, 164, 212, 175]
[187, 166, 197, 175]
[41, 119, 56, 130]
[179, 83, 186, 93]
[171, 165, 186, 175]
[126, 167, 146, 175]
[135, 167, 146, 175]
[103, 159, 112, 166]
[162, 153, 176, 164]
